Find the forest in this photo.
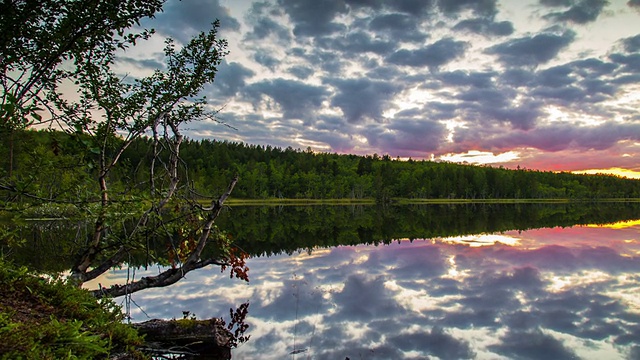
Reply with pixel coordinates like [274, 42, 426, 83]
[2, 128, 639, 204]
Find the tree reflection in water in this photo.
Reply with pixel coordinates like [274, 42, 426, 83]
[89, 207, 640, 360]
[4, 204, 640, 359]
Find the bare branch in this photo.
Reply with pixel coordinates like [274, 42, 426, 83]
[93, 257, 227, 299]
[90, 175, 238, 298]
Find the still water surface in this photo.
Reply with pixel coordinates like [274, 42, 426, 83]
[84, 205, 640, 360]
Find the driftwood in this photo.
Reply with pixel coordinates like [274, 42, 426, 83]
[129, 317, 233, 359]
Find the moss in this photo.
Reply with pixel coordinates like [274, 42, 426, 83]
[0, 260, 146, 359]
[175, 317, 199, 329]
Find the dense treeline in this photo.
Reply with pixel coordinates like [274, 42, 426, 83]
[2, 129, 640, 203]
[176, 139, 640, 200]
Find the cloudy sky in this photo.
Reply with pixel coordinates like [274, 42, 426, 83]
[93, 219, 640, 359]
[120, 0, 640, 178]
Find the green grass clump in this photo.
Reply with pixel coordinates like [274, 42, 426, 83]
[0, 260, 146, 359]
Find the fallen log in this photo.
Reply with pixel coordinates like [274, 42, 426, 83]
[130, 317, 233, 359]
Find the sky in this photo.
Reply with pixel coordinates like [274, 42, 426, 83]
[90, 220, 640, 359]
[118, 0, 640, 178]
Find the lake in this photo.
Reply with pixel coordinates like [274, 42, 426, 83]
[6, 203, 640, 359]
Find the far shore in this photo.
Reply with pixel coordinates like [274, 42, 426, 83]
[224, 198, 640, 206]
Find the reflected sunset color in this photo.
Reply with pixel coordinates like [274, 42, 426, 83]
[94, 218, 640, 360]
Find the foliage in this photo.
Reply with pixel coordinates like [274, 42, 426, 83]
[1, 0, 164, 181]
[1, 0, 163, 127]
[0, 0, 244, 299]
[223, 302, 251, 348]
[0, 260, 145, 359]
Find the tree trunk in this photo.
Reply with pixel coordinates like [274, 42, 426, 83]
[130, 318, 232, 359]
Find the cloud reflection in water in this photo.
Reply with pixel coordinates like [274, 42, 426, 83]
[100, 223, 640, 359]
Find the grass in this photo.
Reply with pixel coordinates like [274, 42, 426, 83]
[225, 198, 375, 206]
[0, 260, 146, 360]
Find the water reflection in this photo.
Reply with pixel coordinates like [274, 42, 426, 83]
[91, 220, 640, 360]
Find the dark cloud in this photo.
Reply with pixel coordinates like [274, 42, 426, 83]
[486, 30, 576, 66]
[512, 60, 620, 105]
[569, 58, 618, 77]
[287, 65, 314, 79]
[438, 0, 498, 18]
[250, 329, 282, 354]
[439, 70, 497, 88]
[244, 79, 329, 120]
[612, 73, 640, 85]
[578, 246, 640, 272]
[212, 61, 255, 97]
[473, 123, 640, 152]
[423, 101, 459, 120]
[331, 274, 406, 321]
[609, 53, 640, 73]
[530, 289, 632, 340]
[490, 246, 579, 270]
[316, 341, 404, 360]
[277, 0, 348, 36]
[155, 0, 240, 42]
[487, 266, 545, 291]
[364, 63, 406, 80]
[536, 65, 575, 87]
[621, 34, 640, 53]
[439, 309, 500, 328]
[326, 77, 402, 123]
[366, 118, 447, 155]
[244, 16, 291, 43]
[298, 49, 344, 73]
[538, 309, 581, 334]
[376, 245, 448, 277]
[369, 13, 417, 32]
[315, 32, 397, 55]
[453, 18, 515, 37]
[579, 78, 615, 97]
[344, 0, 384, 10]
[387, 0, 436, 14]
[251, 275, 327, 321]
[503, 311, 542, 330]
[388, 327, 476, 359]
[544, 0, 609, 24]
[569, 123, 640, 150]
[456, 87, 510, 107]
[532, 85, 591, 103]
[450, 85, 541, 129]
[489, 328, 579, 360]
[368, 13, 428, 43]
[302, 127, 356, 153]
[386, 38, 468, 70]
[499, 69, 535, 87]
[252, 49, 280, 70]
[539, 0, 575, 6]
[243, 2, 291, 44]
[345, 0, 439, 14]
